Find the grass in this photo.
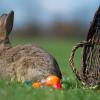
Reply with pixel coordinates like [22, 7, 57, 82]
[0, 37, 100, 100]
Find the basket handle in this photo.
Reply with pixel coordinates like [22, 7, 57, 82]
[69, 41, 91, 80]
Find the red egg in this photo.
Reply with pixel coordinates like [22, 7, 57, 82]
[53, 82, 62, 90]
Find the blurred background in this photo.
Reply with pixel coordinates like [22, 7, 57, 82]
[0, 0, 99, 39]
[0, 1, 100, 99]
[0, 0, 99, 77]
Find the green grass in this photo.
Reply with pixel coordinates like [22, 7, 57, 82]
[0, 37, 100, 100]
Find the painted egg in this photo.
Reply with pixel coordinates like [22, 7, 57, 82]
[45, 75, 60, 86]
[53, 82, 62, 90]
[61, 83, 66, 89]
[32, 82, 41, 88]
[24, 80, 31, 85]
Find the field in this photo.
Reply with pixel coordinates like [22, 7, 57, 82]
[0, 37, 100, 100]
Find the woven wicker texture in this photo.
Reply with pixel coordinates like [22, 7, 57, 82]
[69, 6, 100, 88]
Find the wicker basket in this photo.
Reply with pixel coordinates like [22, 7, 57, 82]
[69, 6, 100, 88]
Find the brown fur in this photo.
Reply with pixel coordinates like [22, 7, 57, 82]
[0, 11, 62, 82]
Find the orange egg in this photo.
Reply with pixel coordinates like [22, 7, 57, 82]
[45, 75, 60, 86]
[32, 82, 41, 88]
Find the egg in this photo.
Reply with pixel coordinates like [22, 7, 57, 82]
[31, 75, 62, 89]
[32, 82, 41, 88]
[53, 82, 62, 90]
[45, 75, 60, 86]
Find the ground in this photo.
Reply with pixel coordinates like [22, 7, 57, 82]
[0, 37, 100, 100]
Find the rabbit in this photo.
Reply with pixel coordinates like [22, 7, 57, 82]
[0, 11, 62, 83]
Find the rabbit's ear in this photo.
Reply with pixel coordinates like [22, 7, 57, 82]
[0, 11, 14, 42]
[0, 14, 8, 40]
[5, 11, 14, 34]
[0, 14, 7, 26]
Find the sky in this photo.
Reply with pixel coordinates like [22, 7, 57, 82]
[0, 0, 99, 28]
